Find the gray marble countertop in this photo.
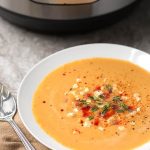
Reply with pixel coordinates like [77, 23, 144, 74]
[0, 0, 150, 149]
[0, 0, 150, 92]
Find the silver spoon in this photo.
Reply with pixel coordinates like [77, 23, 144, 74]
[0, 83, 35, 150]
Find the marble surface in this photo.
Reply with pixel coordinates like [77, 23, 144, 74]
[0, 0, 150, 149]
[0, 0, 150, 92]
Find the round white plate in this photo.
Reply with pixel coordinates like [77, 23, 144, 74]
[18, 43, 150, 150]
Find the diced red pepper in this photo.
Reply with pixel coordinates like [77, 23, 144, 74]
[84, 93, 92, 99]
[94, 118, 100, 126]
[128, 105, 136, 111]
[103, 109, 115, 119]
[103, 92, 110, 99]
[81, 106, 91, 117]
[75, 101, 82, 107]
[94, 86, 101, 91]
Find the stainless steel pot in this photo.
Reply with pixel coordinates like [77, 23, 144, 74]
[0, 0, 137, 32]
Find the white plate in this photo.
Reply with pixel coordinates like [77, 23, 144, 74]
[18, 43, 150, 150]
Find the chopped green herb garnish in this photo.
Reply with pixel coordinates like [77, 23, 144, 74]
[120, 102, 129, 110]
[105, 84, 113, 93]
[88, 116, 94, 120]
[113, 96, 121, 102]
[92, 95, 99, 100]
[97, 102, 103, 105]
[101, 103, 110, 115]
[91, 106, 99, 112]
[92, 96, 102, 101]
[116, 109, 125, 113]
[80, 100, 88, 105]
[89, 96, 94, 100]
[99, 94, 105, 99]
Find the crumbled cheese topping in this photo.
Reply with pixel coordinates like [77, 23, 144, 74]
[65, 81, 142, 132]
[76, 78, 81, 83]
[133, 93, 141, 102]
[127, 111, 137, 117]
[64, 92, 68, 96]
[97, 104, 104, 108]
[98, 126, 104, 131]
[73, 130, 77, 135]
[119, 91, 124, 94]
[136, 97, 141, 102]
[70, 91, 76, 96]
[73, 108, 79, 113]
[72, 84, 78, 89]
[86, 99, 92, 103]
[84, 87, 89, 93]
[118, 126, 125, 131]
[67, 112, 75, 117]
[94, 91, 103, 97]
[79, 87, 89, 95]
[107, 116, 115, 124]
[136, 107, 141, 112]
[121, 96, 128, 101]
[112, 84, 117, 91]
[83, 121, 91, 128]
[75, 95, 80, 100]
[130, 121, 136, 126]
[80, 91, 85, 95]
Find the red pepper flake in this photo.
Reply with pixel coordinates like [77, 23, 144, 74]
[94, 86, 101, 91]
[84, 93, 92, 99]
[75, 101, 82, 107]
[128, 105, 136, 111]
[103, 109, 115, 119]
[120, 92, 128, 96]
[94, 118, 100, 126]
[82, 106, 90, 111]
[103, 92, 110, 99]
[81, 106, 91, 117]
[114, 120, 122, 125]
[112, 105, 119, 110]
[80, 120, 84, 124]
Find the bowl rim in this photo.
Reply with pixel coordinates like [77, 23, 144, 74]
[17, 43, 150, 150]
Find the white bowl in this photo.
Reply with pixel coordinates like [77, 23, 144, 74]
[17, 43, 150, 150]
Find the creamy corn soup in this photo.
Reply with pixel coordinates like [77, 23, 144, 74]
[32, 58, 150, 150]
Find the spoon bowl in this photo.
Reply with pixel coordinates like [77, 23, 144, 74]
[0, 83, 35, 150]
[0, 84, 16, 120]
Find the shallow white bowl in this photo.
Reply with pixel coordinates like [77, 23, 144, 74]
[17, 43, 150, 150]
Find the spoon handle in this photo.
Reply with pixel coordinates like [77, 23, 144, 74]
[7, 118, 35, 150]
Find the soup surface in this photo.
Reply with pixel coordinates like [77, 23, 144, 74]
[32, 58, 150, 150]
